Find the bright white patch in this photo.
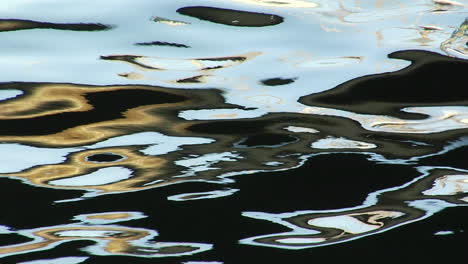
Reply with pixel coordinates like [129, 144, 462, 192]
[308, 215, 379, 234]
[88, 132, 213, 156]
[264, 161, 284, 166]
[0, 144, 80, 173]
[0, 89, 23, 101]
[168, 189, 239, 201]
[18, 257, 89, 264]
[0, 225, 12, 234]
[311, 137, 377, 149]
[423, 174, 468, 196]
[49, 167, 132, 186]
[434, 230, 455, 236]
[297, 57, 361, 68]
[176, 152, 240, 174]
[285, 126, 319, 133]
[408, 199, 455, 214]
[56, 230, 124, 237]
[276, 237, 325, 244]
[179, 109, 265, 120]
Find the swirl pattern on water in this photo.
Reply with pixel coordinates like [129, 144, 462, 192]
[0, 0, 467, 263]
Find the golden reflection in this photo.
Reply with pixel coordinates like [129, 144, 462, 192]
[1, 82, 467, 197]
[86, 213, 133, 221]
[7, 147, 172, 193]
[241, 167, 468, 249]
[0, 214, 212, 258]
[0, 82, 210, 146]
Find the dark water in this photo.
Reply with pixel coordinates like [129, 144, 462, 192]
[0, 1, 467, 263]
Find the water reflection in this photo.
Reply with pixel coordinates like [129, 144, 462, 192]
[0, 19, 111, 32]
[241, 167, 468, 249]
[0, 212, 211, 258]
[177, 6, 284, 27]
[1, 72, 468, 198]
[0, 0, 467, 261]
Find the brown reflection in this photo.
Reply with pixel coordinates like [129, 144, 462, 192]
[0, 82, 229, 146]
[135, 41, 190, 48]
[9, 147, 172, 193]
[0, 19, 111, 32]
[241, 167, 468, 249]
[0, 212, 211, 258]
[1, 80, 468, 196]
[177, 6, 284, 27]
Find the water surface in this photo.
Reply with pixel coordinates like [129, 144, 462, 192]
[0, 0, 467, 263]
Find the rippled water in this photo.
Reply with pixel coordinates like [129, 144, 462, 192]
[0, 0, 467, 263]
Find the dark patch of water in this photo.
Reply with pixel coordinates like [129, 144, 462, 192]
[177, 6, 284, 27]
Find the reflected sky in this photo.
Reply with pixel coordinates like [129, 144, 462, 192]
[0, 0, 467, 262]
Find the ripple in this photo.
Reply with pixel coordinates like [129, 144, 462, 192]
[240, 166, 468, 249]
[0, 212, 212, 258]
[177, 6, 284, 27]
[299, 50, 468, 119]
[0, 19, 111, 32]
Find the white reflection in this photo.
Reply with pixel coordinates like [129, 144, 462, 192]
[434, 230, 455, 235]
[311, 137, 377, 149]
[308, 215, 380, 234]
[89, 132, 214, 156]
[0, 89, 23, 101]
[301, 106, 468, 134]
[226, 0, 317, 8]
[18, 257, 89, 264]
[0, 144, 80, 173]
[285, 126, 319, 134]
[175, 152, 241, 176]
[423, 174, 468, 195]
[168, 188, 239, 201]
[49, 167, 133, 186]
[179, 108, 266, 120]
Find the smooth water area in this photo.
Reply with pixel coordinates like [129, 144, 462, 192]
[0, 0, 467, 263]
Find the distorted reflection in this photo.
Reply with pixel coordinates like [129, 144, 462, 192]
[2, 76, 468, 198]
[0, 212, 212, 258]
[167, 188, 239, 201]
[0, 0, 467, 260]
[177, 6, 284, 27]
[226, 0, 317, 8]
[18, 256, 89, 264]
[102, 52, 260, 71]
[441, 18, 468, 58]
[241, 167, 468, 249]
[0, 19, 111, 32]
